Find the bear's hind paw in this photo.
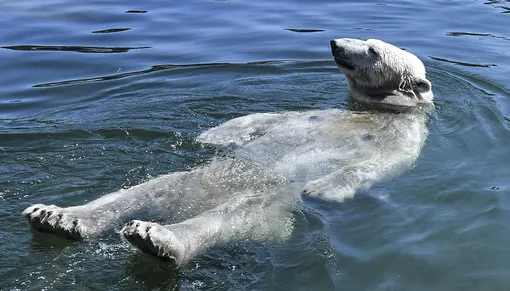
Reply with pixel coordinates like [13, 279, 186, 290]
[23, 204, 84, 239]
[122, 220, 184, 264]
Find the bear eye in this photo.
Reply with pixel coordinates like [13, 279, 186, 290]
[368, 47, 378, 56]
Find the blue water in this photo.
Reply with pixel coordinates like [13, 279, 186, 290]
[1, 0, 510, 289]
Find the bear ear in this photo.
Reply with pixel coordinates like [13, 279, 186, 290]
[413, 77, 431, 93]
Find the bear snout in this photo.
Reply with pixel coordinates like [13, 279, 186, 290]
[330, 40, 337, 50]
[330, 39, 344, 55]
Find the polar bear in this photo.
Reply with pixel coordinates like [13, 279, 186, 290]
[23, 38, 433, 265]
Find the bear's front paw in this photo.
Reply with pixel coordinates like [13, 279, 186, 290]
[22, 204, 85, 238]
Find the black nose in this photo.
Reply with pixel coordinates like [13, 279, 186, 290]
[330, 40, 337, 50]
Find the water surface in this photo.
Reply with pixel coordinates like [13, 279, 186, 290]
[1, 0, 510, 290]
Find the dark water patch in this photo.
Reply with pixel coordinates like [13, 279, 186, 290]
[284, 28, 325, 33]
[429, 56, 497, 68]
[0, 129, 182, 143]
[1, 45, 150, 54]
[447, 31, 510, 41]
[0, 118, 62, 132]
[2, 118, 60, 125]
[95, 129, 184, 140]
[0, 130, 99, 144]
[124, 254, 181, 290]
[91, 28, 131, 34]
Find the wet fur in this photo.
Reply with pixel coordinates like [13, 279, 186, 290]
[24, 38, 433, 266]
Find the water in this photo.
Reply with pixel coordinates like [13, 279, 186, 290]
[1, 0, 510, 289]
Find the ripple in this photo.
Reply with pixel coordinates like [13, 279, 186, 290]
[484, 0, 510, 12]
[353, 27, 375, 31]
[1, 45, 150, 54]
[91, 28, 131, 34]
[284, 28, 325, 33]
[447, 31, 510, 41]
[125, 10, 147, 13]
[429, 56, 497, 68]
[31, 60, 300, 88]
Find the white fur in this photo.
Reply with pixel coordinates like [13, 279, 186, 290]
[23, 38, 433, 266]
[331, 38, 432, 107]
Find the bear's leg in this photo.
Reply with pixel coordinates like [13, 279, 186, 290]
[22, 157, 283, 239]
[22, 170, 205, 238]
[122, 191, 297, 265]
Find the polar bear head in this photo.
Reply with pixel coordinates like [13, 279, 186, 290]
[330, 38, 433, 108]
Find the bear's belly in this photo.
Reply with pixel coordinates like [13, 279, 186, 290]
[199, 109, 428, 201]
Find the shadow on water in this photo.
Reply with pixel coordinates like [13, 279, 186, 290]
[29, 231, 82, 254]
[1, 45, 150, 54]
[125, 254, 181, 290]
